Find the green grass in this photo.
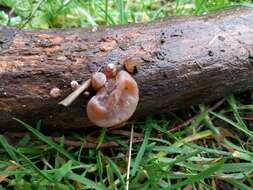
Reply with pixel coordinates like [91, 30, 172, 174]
[1, 0, 253, 189]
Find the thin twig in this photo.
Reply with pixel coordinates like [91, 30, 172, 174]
[169, 99, 225, 132]
[126, 125, 134, 190]
[5, 132, 142, 149]
[242, 117, 253, 121]
[19, 0, 45, 29]
[59, 79, 91, 106]
[58, 65, 108, 106]
[108, 129, 143, 138]
[51, 136, 142, 149]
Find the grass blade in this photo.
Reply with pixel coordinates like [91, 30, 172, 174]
[210, 112, 253, 138]
[226, 178, 252, 190]
[131, 121, 152, 177]
[16, 149, 54, 182]
[106, 157, 125, 187]
[168, 161, 224, 190]
[67, 173, 106, 190]
[14, 118, 74, 160]
[0, 135, 18, 162]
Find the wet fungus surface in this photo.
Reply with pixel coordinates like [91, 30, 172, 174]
[91, 72, 107, 91]
[87, 70, 139, 128]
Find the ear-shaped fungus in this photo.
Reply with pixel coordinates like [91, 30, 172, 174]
[87, 70, 139, 128]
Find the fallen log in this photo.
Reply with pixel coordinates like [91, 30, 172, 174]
[0, 7, 253, 130]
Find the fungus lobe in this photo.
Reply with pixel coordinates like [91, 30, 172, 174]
[87, 70, 139, 128]
[91, 72, 107, 91]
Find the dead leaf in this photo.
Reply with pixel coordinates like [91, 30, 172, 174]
[0, 164, 17, 183]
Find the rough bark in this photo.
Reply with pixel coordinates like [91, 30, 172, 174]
[0, 7, 253, 130]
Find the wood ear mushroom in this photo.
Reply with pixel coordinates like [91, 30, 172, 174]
[87, 70, 139, 128]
